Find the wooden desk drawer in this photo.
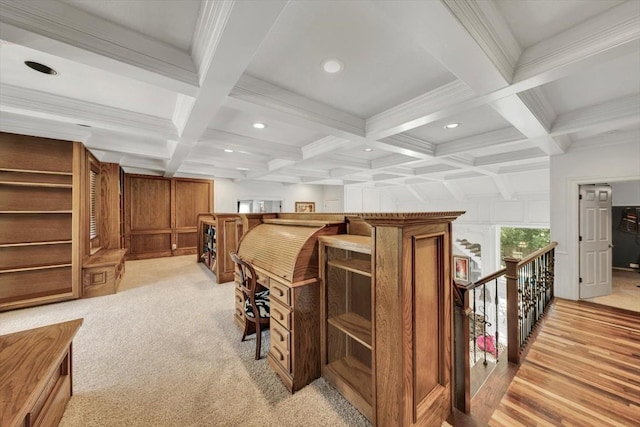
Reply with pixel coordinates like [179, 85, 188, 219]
[33, 374, 71, 427]
[270, 297, 291, 330]
[270, 318, 290, 352]
[269, 278, 290, 305]
[234, 288, 245, 321]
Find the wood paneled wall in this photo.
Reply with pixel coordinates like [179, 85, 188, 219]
[124, 174, 212, 260]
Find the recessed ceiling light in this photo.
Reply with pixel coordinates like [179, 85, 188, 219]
[364, 148, 373, 152]
[322, 58, 344, 74]
[24, 61, 58, 75]
[224, 149, 233, 153]
[237, 167, 249, 171]
[444, 123, 460, 129]
[253, 122, 267, 129]
[76, 124, 92, 128]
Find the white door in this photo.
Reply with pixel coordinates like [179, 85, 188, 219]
[579, 184, 612, 298]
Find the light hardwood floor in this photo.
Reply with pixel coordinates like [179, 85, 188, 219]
[587, 269, 640, 313]
[489, 298, 640, 426]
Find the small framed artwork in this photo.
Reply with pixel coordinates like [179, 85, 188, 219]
[295, 201, 315, 213]
[453, 255, 470, 284]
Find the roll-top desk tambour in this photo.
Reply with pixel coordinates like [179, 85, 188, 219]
[235, 217, 345, 392]
[0, 318, 83, 427]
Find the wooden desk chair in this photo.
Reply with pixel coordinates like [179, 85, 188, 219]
[230, 252, 270, 360]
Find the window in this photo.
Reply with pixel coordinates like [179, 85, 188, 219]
[88, 156, 101, 253]
[499, 226, 550, 266]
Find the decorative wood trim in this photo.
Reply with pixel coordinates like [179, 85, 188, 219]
[362, 211, 465, 227]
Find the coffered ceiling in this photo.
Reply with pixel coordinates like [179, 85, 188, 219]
[1, 0, 638, 201]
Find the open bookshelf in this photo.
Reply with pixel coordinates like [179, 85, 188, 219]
[319, 234, 373, 421]
[0, 133, 80, 310]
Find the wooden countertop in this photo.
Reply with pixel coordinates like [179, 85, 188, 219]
[83, 248, 127, 268]
[0, 318, 83, 427]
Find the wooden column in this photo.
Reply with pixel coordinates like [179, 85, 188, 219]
[504, 257, 520, 364]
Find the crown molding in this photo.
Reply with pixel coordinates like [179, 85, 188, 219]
[268, 159, 297, 172]
[228, 74, 366, 140]
[442, 0, 521, 83]
[0, 111, 91, 143]
[413, 163, 459, 176]
[377, 134, 436, 158]
[371, 154, 417, 170]
[85, 133, 172, 160]
[191, 0, 235, 82]
[474, 148, 548, 167]
[436, 127, 525, 157]
[551, 94, 640, 136]
[200, 128, 303, 161]
[0, 84, 177, 139]
[568, 129, 640, 153]
[0, 0, 198, 95]
[515, 1, 640, 84]
[517, 87, 557, 133]
[302, 136, 354, 160]
[366, 80, 476, 140]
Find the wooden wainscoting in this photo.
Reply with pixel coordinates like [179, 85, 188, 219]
[124, 175, 212, 260]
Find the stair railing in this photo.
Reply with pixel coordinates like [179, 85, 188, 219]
[453, 241, 557, 412]
[505, 241, 557, 364]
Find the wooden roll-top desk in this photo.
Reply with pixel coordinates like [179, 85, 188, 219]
[234, 211, 464, 426]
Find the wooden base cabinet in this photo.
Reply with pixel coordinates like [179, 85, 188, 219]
[0, 319, 83, 427]
[320, 212, 463, 426]
[197, 213, 241, 283]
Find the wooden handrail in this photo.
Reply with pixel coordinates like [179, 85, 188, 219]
[456, 268, 507, 292]
[517, 241, 557, 267]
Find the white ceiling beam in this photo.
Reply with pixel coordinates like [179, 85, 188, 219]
[372, 0, 513, 94]
[227, 74, 366, 140]
[0, 110, 92, 143]
[370, 154, 417, 170]
[474, 148, 548, 167]
[375, 134, 436, 159]
[435, 127, 526, 157]
[302, 136, 354, 160]
[551, 94, 640, 136]
[497, 162, 549, 175]
[413, 163, 459, 176]
[513, 1, 640, 87]
[0, 84, 177, 139]
[164, 0, 288, 177]
[0, 0, 199, 95]
[200, 129, 303, 161]
[568, 129, 640, 153]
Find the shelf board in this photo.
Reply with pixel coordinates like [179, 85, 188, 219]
[0, 211, 72, 214]
[0, 263, 72, 274]
[320, 235, 371, 254]
[0, 168, 73, 176]
[328, 258, 371, 277]
[0, 240, 72, 248]
[324, 356, 372, 409]
[0, 181, 73, 188]
[328, 312, 372, 349]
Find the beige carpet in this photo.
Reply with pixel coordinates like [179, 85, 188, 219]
[0, 255, 371, 427]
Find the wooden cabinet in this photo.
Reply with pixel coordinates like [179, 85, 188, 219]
[0, 133, 81, 311]
[124, 175, 212, 260]
[197, 213, 241, 283]
[0, 319, 83, 427]
[319, 212, 463, 426]
[82, 248, 127, 298]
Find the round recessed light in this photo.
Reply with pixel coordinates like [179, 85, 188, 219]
[76, 123, 92, 128]
[364, 148, 373, 152]
[224, 149, 234, 153]
[253, 122, 266, 129]
[237, 167, 249, 171]
[24, 61, 58, 75]
[444, 123, 460, 129]
[322, 58, 344, 74]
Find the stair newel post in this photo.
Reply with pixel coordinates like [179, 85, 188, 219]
[504, 257, 520, 364]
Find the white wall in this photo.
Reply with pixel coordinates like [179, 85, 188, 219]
[550, 140, 640, 300]
[612, 180, 640, 206]
[213, 179, 331, 213]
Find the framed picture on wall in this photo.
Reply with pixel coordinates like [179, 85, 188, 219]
[295, 201, 315, 213]
[453, 255, 470, 284]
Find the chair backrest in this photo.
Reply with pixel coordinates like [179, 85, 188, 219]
[229, 252, 266, 320]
